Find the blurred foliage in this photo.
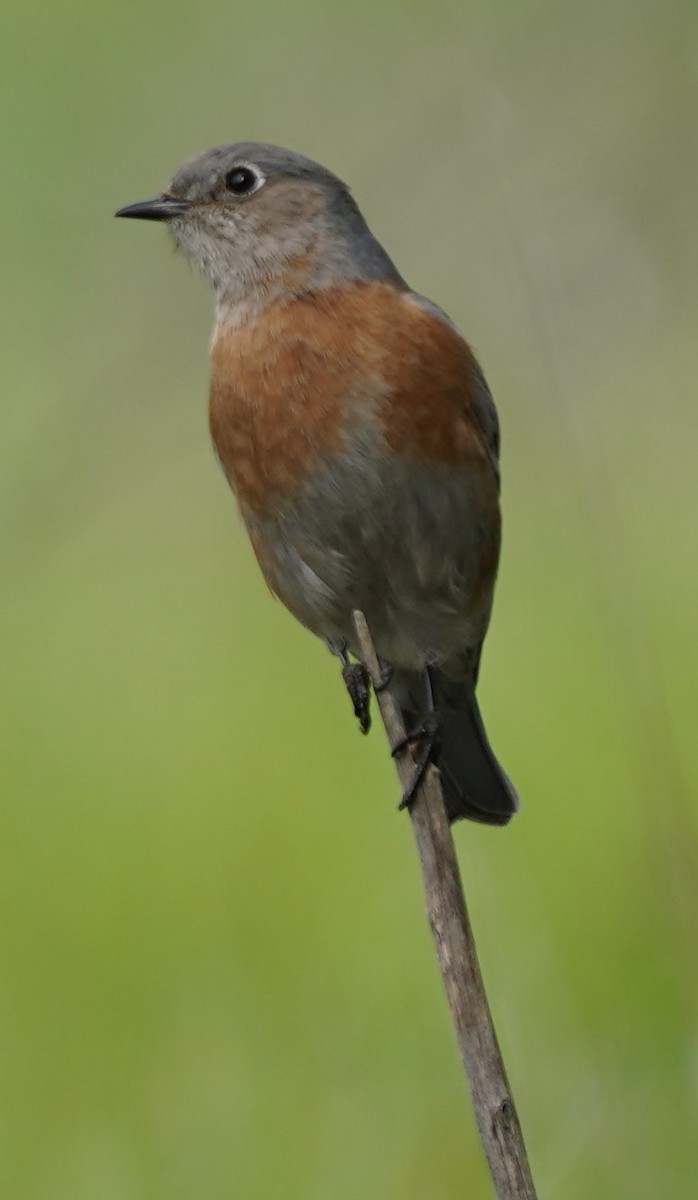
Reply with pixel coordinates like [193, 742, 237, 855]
[2, 0, 698, 1195]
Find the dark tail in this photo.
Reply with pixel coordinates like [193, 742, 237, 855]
[437, 691, 518, 825]
[398, 670, 519, 826]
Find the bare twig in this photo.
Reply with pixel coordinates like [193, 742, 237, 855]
[353, 610, 538, 1200]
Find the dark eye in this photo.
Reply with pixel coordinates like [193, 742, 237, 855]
[224, 166, 261, 196]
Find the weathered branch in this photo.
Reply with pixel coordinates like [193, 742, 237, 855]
[353, 610, 538, 1200]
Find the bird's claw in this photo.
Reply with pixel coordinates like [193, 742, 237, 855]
[392, 714, 441, 811]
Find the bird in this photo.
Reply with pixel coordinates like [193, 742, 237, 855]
[115, 142, 519, 825]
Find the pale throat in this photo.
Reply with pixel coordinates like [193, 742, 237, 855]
[212, 240, 325, 329]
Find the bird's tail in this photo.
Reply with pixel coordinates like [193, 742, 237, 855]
[436, 691, 518, 825]
[399, 670, 519, 826]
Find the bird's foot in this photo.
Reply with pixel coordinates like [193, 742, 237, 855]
[391, 713, 441, 811]
[373, 657, 394, 693]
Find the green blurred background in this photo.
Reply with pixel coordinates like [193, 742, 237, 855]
[3, 0, 697, 1195]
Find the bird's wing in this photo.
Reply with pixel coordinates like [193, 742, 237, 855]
[406, 292, 501, 485]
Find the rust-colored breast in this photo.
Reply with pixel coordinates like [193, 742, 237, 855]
[209, 282, 496, 518]
[210, 295, 362, 515]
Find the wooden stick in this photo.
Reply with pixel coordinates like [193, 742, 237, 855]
[353, 610, 538, 1200]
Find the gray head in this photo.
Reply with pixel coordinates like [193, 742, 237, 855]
[116, 142, 404, 309]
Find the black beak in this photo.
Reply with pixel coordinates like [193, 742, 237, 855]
[114, 197, 190, 222]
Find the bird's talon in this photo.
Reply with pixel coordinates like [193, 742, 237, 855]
[374, 658, 394, 693]
[397, 746, 434, 811]
[392, 715, 441, 809]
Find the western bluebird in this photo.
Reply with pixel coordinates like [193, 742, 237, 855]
[116, 143, 519, 825]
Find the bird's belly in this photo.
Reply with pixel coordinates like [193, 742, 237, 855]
[243, 448, 500, 669]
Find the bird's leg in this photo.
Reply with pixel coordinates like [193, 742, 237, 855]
[392, 666, 441, 811]
[330, 641, 372, 735]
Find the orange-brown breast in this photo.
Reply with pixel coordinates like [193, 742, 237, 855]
[209, 281, 496, 519]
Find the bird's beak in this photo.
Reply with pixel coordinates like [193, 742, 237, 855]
[114, 197, 190, 222]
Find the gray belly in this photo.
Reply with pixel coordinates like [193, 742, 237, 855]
[243, 447, 499, 670]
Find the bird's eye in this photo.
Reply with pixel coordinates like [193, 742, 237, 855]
[224, 166, 262, 196]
